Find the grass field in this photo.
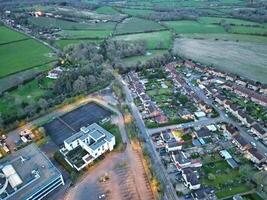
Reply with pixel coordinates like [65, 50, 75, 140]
[198, 17, 263, 26]
[122, 50, 167, 67]
[229, 26, 267, 35]
[115, 17, 165, 34]
[179, 33, 267, 43]
[29, 16, 116, 30]
[0, 26, 28, 44]
[119, 8, 156, 17]
[0, 38, 55, 77]
[114, 31, 172, 49]
[95, 6, 120, 15]
[0, 78, 54, 115]
[163, 20, 226, 34]
[58, 29, 113, 39]
[55, 39, 102, 49]
[173, 38, 267, 83]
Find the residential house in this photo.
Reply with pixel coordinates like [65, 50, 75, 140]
[198, 101, 212, 113]
[194, 128, 212, 139]
[214, 95, 226, 105]
[232, 134, 251, 151]
[182, 168, 201, 190]
[165, 141, 182, 152]
[178, 109, 194, 120]
[251, 124, 267, 139]
[172, 151, 191, 169]
[191, 188, 217, 200]
[236, 110, 254, 127]
[246, 149, 266, 164]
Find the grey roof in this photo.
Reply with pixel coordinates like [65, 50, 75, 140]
[90, 138, 107, 150]
[64, 123, 114, 144]
[0, 144, 62, 200]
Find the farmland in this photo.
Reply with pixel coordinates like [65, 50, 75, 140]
[163, 20, 226, 34]
[0, 26, 28, 44]
[115, 17, 166, 34]
[173, 38, 267, 83]
[0, 39, 55, 77]
[114, 30, 172, 49]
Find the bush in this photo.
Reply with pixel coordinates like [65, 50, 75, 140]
[208, 173, 216, 181]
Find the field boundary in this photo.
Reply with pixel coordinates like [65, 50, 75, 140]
[0, 38, 30, 46]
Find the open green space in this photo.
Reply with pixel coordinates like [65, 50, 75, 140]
[55, 39, 102, 49]
[0, 26, 28, 44]
[229, 26, 267, 35]
[29, 16, 116, 30]
[0, 78, 54, 115]
[179, 33, 267, 43]
[163, 20, 226, 34]
[0, 39, 55, 77]
[201, 154, 255, 198]
[122, 50, 167, 67]
[173, 38, 267, 83]
[95, 6, 120, 15]
[198, 17, 263, 26]
[119, 8, 156, 17]
[114, 31, 172, 49]
[115, 17, 165, 34]
[58, 29, 113, 39]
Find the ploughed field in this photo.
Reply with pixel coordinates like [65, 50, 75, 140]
[173, 38, 267, 83]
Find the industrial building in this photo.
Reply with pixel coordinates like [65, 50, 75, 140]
[0, 144, 64, 200]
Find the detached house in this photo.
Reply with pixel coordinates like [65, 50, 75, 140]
[172, 151, 191, 169]
[182, 168, 201, 190]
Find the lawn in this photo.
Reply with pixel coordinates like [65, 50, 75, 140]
[0, 26, 28, 44]
[0, 39, 55, 77]
[163, 20, 226, 34]
[55, 39, 102, 49]
[115, 17, 166, 34]
[173, 38, 267, 83]
[114, 31, 172, 49]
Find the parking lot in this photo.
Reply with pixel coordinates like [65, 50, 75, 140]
[44, 103, 111, 146]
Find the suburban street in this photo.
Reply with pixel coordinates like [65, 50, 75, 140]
[121, 76, 180, 200]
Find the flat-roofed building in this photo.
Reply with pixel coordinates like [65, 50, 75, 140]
[0, 144, 64, 200]
[60, 123, 115, 171]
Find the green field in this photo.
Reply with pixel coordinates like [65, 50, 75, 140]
[0, 26, 28, 44]
[163, 20, 226, 34]
[55, 39, 102, 49]
[229, 26, 267, 35]
[95, 6, 120, 15]
[58, 29, 113, 39]
[122, 50, 167, 67]
[29, 16, 116, 30]
[179, 33, 267, 43]
[114, 31, 172, 49]
[0, 38, 55, 77]
[119, 8, 156, 17]
[173, 38, 267, 83]
[115, 17, 165, 34]
[0, 78, 54, 115]
[198, 17, 263, 26]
